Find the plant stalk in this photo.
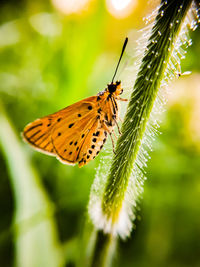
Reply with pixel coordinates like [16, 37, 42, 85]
[102, 0, 193, 229]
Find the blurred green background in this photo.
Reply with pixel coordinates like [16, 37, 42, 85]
[0, 0, 200, 266]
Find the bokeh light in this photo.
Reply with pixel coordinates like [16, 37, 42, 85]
[106, 0, 138, 19]
[52, 0, 91, 15]
[29, 13, 62, 36]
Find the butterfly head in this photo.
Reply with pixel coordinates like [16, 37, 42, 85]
[107, 81, 123, 96]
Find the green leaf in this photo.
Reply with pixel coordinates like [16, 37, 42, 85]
[0, 102, 63, 267]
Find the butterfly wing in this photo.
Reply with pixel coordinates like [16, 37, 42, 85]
[23, 93, 118, 167]
[50, 95, 113, 166]
[22, 96, 97, 160]
[23, 116, 56, 156]
[77, 95, 119, 167]
[77, 120, 108, 167]
[51, 110, 97, 165]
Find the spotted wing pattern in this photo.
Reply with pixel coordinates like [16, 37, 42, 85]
[23, 96, 96, 159]
[23, 93, 120, 167]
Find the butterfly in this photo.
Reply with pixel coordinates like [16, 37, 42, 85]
[22, 38, 128, 167]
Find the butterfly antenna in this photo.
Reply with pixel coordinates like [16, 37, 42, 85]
[111, 37, 128, 84]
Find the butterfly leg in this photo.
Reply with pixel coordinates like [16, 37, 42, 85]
[102, 121, 116, 154]
[112, 130, 118, 140]
[119, 117, 123, 123]
[113, 116, 122, 135]
[109, 133, 116, 154]
[118, 97, 128, 101]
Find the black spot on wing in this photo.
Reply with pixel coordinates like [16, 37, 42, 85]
[69, 123, 74, 128]
[104, 114, 108, 121]
[93, 131, 100, 136]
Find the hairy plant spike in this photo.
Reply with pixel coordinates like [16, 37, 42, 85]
[89, 0, 199, 244]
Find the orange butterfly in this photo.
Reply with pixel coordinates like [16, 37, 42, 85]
[22, 38, 128, 167]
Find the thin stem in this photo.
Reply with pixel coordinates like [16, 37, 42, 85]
[88, 0, 196, 266]
[90, 231, 116, 267]
[102, 0, 193, 227]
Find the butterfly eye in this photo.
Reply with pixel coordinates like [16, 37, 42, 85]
[108, 84, 117, 93]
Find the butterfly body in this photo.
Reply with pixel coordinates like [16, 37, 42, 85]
[23, 81, 127, 167]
